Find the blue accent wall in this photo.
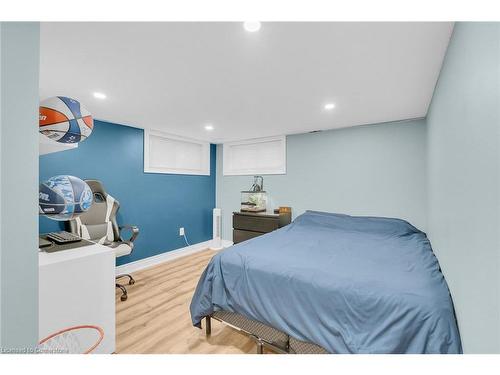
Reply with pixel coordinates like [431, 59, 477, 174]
[39, 120, 216, 266]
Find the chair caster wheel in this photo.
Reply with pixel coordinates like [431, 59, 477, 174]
[129, 279, 135, 285]
[121, 295, 128, 301]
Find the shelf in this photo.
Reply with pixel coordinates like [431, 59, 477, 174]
[39, 133, 78, 155]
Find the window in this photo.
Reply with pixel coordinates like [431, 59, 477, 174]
[223, 136, 286, 176]
[144, 130, 210, 175]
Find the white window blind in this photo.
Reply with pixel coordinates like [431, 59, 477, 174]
[223, 136, 286, 176]
[144, 130, 210, 175]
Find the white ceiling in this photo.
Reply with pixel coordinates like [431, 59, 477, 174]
[40, 22, 453, 143]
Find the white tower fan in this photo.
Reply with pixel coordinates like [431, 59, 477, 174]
[210, 208, 224, 250]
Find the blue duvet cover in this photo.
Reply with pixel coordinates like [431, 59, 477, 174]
[190, 211, 462, 353]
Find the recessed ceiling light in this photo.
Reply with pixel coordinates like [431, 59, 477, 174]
[93, 92, 107, 99]
[243, 21, 261, 33]
[204, 124, 214, 131]
[324, 103, 336, 110]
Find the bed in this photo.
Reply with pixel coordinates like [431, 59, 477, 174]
[190, 210, 462, 354]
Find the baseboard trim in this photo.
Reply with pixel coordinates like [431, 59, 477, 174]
[116, 240, 211, 275]
[115, 239, 233, 275]
[220, 239, 234, 248]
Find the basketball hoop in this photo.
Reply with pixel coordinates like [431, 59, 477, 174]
[38, 325, 104, 354]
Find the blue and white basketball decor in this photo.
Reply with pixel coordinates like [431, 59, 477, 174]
[39, 175, 93, 221]
[39, 96, 94, 144]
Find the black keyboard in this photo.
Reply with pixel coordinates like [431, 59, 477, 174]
[46, 231, 82, 244]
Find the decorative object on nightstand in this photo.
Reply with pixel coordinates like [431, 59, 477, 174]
[232, 208, 292, 244]
[240, 176, 267, 213]
[274, 206, 292, 215]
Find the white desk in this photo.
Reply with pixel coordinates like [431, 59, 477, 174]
[39, 243, 116, 353]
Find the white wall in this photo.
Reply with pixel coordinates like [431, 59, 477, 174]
[426, 22, 500, 353]
[0, 22, 40, 352]
[217, 119, 427, 241]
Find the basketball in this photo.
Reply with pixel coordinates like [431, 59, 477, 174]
[39, 175, 93, 221]
[39, 96, 94, 143]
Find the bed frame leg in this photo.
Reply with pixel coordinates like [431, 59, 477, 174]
[205, 316, 212, 336]
[256, 340, 264, 354]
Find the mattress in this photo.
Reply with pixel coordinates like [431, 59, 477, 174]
[190, 210, 462, 353]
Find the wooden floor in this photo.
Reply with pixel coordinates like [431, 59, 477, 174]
[115, 249, 259, 354]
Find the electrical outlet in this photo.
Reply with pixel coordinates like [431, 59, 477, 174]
[179, 227, 185, 236]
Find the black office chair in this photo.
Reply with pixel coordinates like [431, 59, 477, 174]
[66, 180, 139, 301]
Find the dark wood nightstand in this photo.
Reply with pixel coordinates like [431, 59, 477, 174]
[232, 210, 292, 244]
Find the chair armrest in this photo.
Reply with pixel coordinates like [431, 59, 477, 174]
[119, 224, 139, 243]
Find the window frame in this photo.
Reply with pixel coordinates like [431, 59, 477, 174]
[143, 129, 210, 176]
[222, 135, 287, 176]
